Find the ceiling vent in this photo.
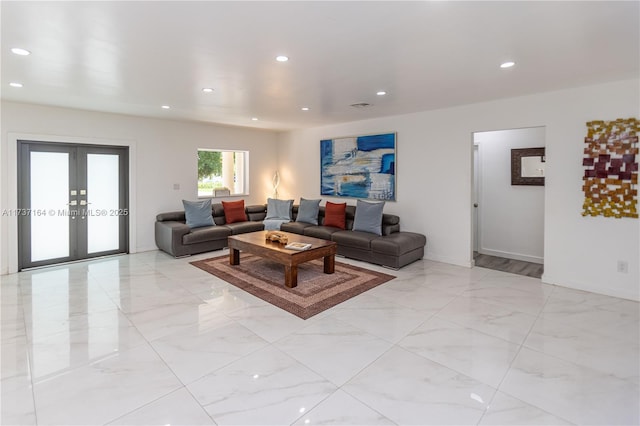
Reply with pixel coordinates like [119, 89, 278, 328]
[350, 102, 372, 109]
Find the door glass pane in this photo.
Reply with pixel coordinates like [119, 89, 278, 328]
[87, 154, 120, 253]
[30, 152, 69, 262]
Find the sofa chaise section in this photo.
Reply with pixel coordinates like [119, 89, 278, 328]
[280, 205, 426, 269]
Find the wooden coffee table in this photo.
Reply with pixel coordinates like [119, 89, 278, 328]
[228, 230, 337, 288]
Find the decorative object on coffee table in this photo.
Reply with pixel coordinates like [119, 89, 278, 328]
[284, 242, 311, 251]
[265, 231, 289, 244]
[191, 254, 395, 319]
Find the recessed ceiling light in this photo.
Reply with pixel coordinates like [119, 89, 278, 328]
[500, 61, 516, 68]
[301, 107, 310, 111]
[275, 55, 289, 62]
[251, 117, 259, 121]
[202, 88, 214, 93]
[161, 105, 171, 109]
[376, 91, 387, 96]
[11, 47, 30, 56]
[9, 82, 23, 88]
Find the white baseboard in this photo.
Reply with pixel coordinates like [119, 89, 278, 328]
[542, 273, 639, 302]
[424, 253, 473, 268]
[135, 246, 159, 253]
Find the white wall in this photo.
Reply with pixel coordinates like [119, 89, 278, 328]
[1, 101, 279, 273]
[277, 79, 640, 301]
[474, 127, 545, 264]
[2, 80, 638, 301]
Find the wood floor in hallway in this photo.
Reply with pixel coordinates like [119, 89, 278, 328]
[473, 252, 543, 278]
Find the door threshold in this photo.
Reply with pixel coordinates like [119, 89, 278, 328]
[20, 253, 129, 272]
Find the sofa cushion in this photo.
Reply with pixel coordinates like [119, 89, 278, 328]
[332, 230, 378, 250]
[183, 225, 231, 245]
[222, 200, 248, 224]
[182, 199, 214, 228]
[352, 200, 385, 235]
[371, 232, 427, 256]
[303, 226, 342, 240]
[296, 198, 321, 225]
[324, 201, 346, 229]
[225, 221, 264, 235]
[281, 221, 314, 234]
[266, 198, 293, 220]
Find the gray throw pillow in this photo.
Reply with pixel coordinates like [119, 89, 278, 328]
[266, 198, 293, 220]
[296, 198, 321, 225]
[352, 199, 385, 235]
[182, 199, 215, 228]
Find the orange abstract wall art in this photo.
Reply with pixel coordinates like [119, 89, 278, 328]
[582, 118, 639, 218]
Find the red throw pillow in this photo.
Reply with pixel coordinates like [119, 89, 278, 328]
[324, 201, 346, 229]
[222, 200, 248, 224]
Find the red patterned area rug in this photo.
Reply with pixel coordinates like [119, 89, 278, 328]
[190, 254, 395, 319]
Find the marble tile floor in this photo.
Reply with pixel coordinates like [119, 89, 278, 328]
[1, 250, 638, 426]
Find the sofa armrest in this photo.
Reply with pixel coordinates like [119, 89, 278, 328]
[155, 220, 191, 257]
[381, 214, 400, 235]
[382, 223, 400, 235]
[156, 210, 186, 222]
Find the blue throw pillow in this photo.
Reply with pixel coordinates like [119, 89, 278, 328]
[266, 198, 293, 220]
[182, 199, 215, 228]
[352, 200, 385, 235]
[296, 198, 320, 225]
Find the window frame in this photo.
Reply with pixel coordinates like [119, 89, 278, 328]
[197, 148, 249, 198]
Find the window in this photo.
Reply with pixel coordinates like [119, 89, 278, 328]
[197, 149, 248, 197]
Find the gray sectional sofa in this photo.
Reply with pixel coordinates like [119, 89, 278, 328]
[155, 202, 426, 269]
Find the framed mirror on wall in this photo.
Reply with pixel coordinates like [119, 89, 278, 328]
[511, 147, 545, 185]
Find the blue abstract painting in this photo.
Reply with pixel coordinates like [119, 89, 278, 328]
[321, 132, 396, 201]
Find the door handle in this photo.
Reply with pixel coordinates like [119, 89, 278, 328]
[474, 203, 478, 208]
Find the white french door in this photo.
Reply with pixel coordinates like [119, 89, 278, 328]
[18, 141, 129, 270]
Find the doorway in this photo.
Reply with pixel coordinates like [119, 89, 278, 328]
[17, 141, 129, 270]
[472, 127, 545, 278]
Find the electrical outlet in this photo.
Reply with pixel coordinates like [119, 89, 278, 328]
[617, 261, 628, 274]
[173, 183, 180, 190]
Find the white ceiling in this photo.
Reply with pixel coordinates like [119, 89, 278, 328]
[1, 1, 638, 131]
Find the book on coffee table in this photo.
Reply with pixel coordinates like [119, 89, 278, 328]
[285, 242, 312, 251]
